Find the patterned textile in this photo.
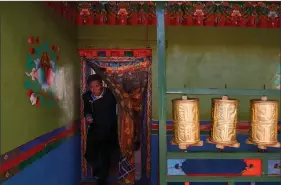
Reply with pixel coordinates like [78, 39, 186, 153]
[80, 56, 152, 184]
[118, 151, 135, 179]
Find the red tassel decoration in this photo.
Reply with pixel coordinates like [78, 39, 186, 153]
[70, 8, 77, 24]
[35, 97, 40, 107]
[56, 46, 60, 52]
[108, 14, 116, 25]
[130, 12, 138, 25]
[27, 89, 33, 97]
[55, 3, 62, 15]
[28, 36, 34, 44]
[77, 15, 84, 25]
[35, 37, 40, 44]
[86, 15, 94, 25]
[29, 48, 35, 55]
[56, 56, 60, 61]
[27, 89, 40, 107]
[47, 2, 55, 8]
[50, 45, 55, 51]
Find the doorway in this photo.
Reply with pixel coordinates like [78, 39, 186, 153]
[79, 49, 152, 184]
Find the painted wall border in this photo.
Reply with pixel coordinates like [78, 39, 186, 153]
[0, 120, 80, 183]
[1, 119, 279, 183]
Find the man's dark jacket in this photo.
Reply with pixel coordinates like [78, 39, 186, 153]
[82, 88, 118, 143]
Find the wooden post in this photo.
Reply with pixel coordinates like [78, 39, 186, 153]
[156, 2, 167, 185]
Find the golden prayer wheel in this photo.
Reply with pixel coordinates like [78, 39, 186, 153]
[171, 96, 203, 150]
[207, 96, 240, 149]
[246, 96, 280, 150]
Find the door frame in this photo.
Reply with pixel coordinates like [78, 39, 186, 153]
[78, 49, 153, 182]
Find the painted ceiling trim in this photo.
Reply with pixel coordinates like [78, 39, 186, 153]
[47, 1, 280, 28]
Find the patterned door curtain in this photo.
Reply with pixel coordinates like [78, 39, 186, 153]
[80, 50, 152, 185]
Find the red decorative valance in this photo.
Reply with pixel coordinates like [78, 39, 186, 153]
[47, 2, 280, 28]
[79, 49, 152, 58]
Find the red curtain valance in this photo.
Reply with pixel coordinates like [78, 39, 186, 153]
[46, 1, 280, 28]
[79, 49, 152, 58]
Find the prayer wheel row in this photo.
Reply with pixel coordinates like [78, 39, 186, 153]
[171, 95, 280, 150]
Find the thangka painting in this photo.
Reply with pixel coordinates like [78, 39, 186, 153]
[24, 36, 60, 107]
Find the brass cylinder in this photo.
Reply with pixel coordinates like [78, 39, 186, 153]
[172, 98, 201, 148]
[209, 98, 239, 145]
[248, 99, 279, 146]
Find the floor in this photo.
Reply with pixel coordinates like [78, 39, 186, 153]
[80, 183, 149, 185]
[80, 147, 149, 185]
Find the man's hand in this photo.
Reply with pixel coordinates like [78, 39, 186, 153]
[86, 115, 93, 124]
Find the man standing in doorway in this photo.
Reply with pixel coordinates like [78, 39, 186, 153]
[83, 74, 118, 185]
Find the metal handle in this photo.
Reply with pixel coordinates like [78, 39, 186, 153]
[182, 84, 188, 96]
[224, 84, 228, 97]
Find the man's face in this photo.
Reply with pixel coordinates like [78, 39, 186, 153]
[89, 80, 102, 96]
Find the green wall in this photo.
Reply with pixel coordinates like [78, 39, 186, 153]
[1, 7, 279, 154]
[0, 2, 80, 154]
[78, 26, 280, 120]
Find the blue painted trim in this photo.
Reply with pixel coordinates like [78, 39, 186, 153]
[166, 88, 280, 96]
[0, 121, 80, 164]
[151, 120, 281, 125]
[2, 134, 81, 185]
[18, 122, 75, 153]
[151, 134, 159, 185]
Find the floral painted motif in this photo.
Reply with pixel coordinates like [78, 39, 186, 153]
[24, 37, 60, 107]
